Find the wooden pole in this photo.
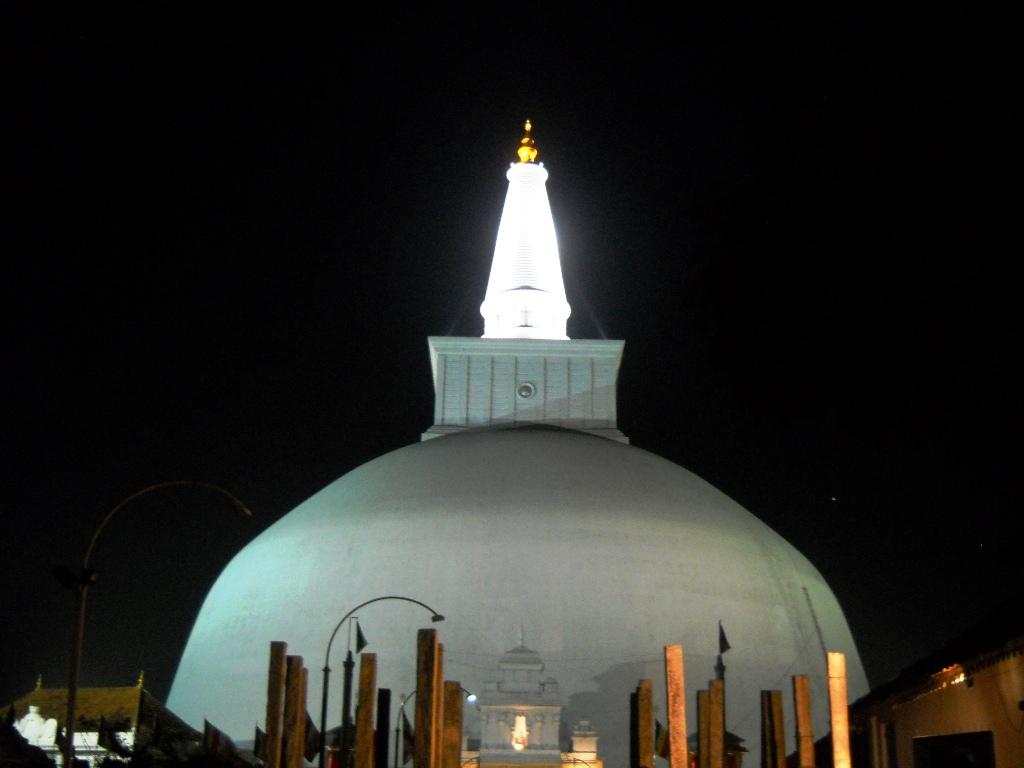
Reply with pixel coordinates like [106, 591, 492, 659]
[759, 691, 785, 768]
[355, 653, 378, 768]
[636, 680, 654, 768]
[283, 655, 307, 768]
[442, 681, 464, 768]
[415, 629, 440, 768]
[433, 644, 444, 768]
[770, 688, 785, 768]
[827, 652, 851, 768]
[376, 689, 391, 768]
[697, 689, 710, 768]
[792, 675, 814, 768]
[664, 644, 689, 768]
[266, 641, 288, 768]
[708, 679, 725, 768]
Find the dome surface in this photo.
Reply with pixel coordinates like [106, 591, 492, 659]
[168, 427, 867, 765]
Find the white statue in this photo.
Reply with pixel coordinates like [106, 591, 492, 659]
[14, 705, 58, 746]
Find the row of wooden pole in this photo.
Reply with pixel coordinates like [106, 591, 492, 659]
[632, 647, 851, 768]
[264, 640, 309, 768]
[413, 628, 465, 768]
[261, 635, 851, 768]
[263, 630, 460, 768]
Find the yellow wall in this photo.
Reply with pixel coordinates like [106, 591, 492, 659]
[884, 652, 1023, 767]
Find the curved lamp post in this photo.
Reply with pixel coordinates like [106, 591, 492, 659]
[394, 687, 474, 768]
[394, 690, 416, 768]
[56, 480, 252, 768]
[320, 597, 444, 768]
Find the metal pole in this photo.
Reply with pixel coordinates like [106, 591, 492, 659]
[395, 691, 415, 768]
[319, 599, 443, 768]
[60, 481, 250, 768]
[320, 665, 332, 768]
[342, 651, 355, 768]
[394, 711, 401, 768]
[64, 580, 89, 768]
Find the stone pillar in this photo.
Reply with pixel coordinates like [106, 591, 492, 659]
[355, 654, 377, 768]
[827, 652, 851, 768]
[697, 690, 709, 768]
[792, 675, 814, 768]
[266, 641, 288, 768]
[708, 680, 725, 768]
[283, 655, 307, 768]
[664, 644, 688, 768]
[635, 680, 654, 768]
[415, 629, 441, 768]
[760, 690, 785, 768]
[442, 681, 463, 768]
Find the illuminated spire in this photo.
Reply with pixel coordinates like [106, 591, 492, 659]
[517, 119, 538, 163]
[480, 121, 571, 340]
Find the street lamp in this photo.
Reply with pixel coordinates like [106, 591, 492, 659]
[319, 597, 444, 768]
[394, 690, 415, 768]
[393, 688, 475, 768]
[54, 480, 252, 768]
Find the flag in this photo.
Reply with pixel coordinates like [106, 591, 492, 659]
[203, 718, 238, 757]
[305, 711, 321, 762]
[718, 621, 731, 654]
[655, 719, 670, 759]
[203, 719, 221, 754]
[254, 725, 267, 761]
[98, 716, 132, 757]
[401, 711, 415, 765]
[355, 621, 368, 654]
[150, 714, 173, 757]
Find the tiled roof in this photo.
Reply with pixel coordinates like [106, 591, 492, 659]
[851, 590, 1024, 712]
[2, 685, 199, 740]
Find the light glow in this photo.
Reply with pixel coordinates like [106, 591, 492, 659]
[512, 714, 529, 751]
[481, 160, 571, 339]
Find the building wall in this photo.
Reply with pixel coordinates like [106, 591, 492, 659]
[864, 648, 1023, 768]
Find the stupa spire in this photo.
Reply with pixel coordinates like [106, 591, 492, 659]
[517, 119, 538, 163]
[480, 120, 571, 340]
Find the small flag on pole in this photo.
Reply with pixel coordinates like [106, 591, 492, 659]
[254, 725, 267, 761]
[355, 621, 368, 654]
[305, 711, 321, 762]
[718, 621, 731, 654]
[203, 719, 238, 758]
[402, 711, 415, 765]
[655, 718, 670, 759]
[98, 716, 132, 757]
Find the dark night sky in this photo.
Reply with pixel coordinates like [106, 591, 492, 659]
[2, 5, 1019, 712]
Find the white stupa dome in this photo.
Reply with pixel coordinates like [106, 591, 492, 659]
[167, 427, 867, 765]
[168, 124, 868, 766]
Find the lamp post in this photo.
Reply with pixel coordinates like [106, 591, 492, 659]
[320, 597, 445, 768]
[394, 688, 474, 768]
[56, 481, 252, 768]
[394, 690, 415, 768]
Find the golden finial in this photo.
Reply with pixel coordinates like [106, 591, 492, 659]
[35, 674, 43, 690]
[517, 119, 538, 163]
[137, 671, 145, 688]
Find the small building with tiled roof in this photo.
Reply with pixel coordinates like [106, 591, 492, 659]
[796, 594, 1023, 768]
[1, 674, 200, 767]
